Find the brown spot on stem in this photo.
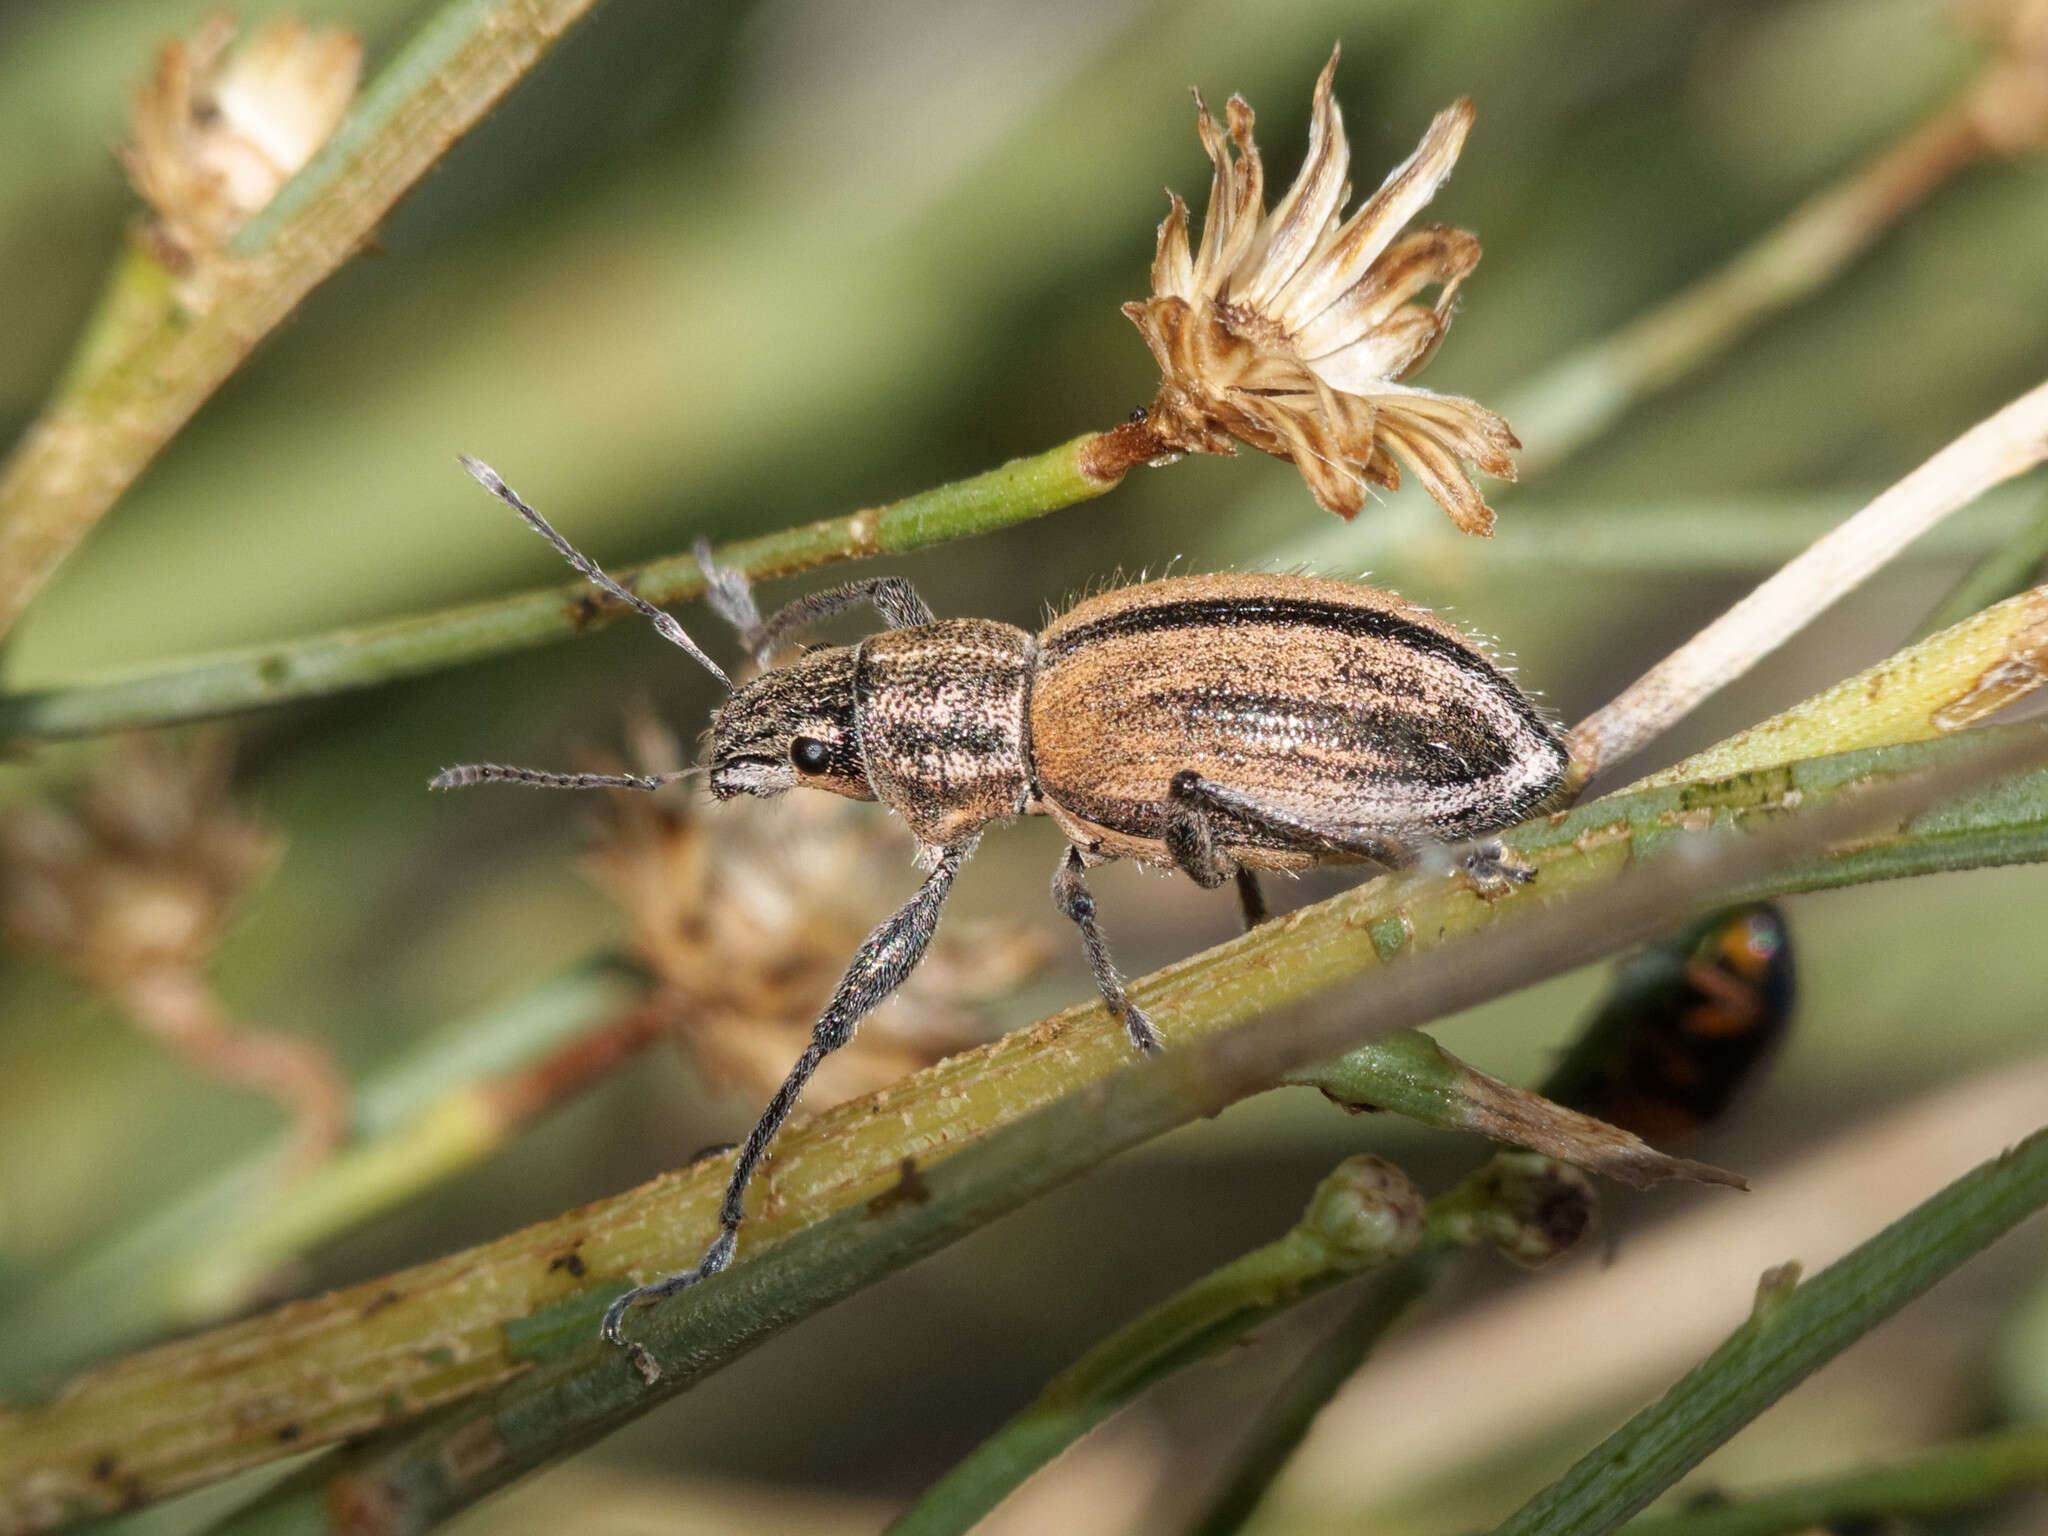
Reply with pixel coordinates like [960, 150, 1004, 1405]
[846, 507, 884, 557]
[361, 1289, 403, 1318]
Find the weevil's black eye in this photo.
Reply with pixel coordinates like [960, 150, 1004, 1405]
[791, 737, 833, 774]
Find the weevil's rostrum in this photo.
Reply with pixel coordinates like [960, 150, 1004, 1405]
[434, 463, 1569, 1359]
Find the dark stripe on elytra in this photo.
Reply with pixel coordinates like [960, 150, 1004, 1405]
[1122, 689, 1516, 790]
[1046, 596, 1547, 739]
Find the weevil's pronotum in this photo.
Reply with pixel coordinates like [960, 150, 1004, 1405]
[433, 458, 1570, 1350]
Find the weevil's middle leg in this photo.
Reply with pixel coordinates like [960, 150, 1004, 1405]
[1165, 770, 1412, 884]
[601, 841, 974, 1360]
[1052, 847, 1163, 1055]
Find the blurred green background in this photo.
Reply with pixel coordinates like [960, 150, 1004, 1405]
[4, 0, 2048, 1531]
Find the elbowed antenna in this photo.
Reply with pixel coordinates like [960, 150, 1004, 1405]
[456, 456, 732, 690]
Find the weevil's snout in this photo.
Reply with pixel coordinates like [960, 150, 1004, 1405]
[706, 646, 875, 804]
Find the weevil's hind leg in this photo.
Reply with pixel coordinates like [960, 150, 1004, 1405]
[1164, 770, 1413, 887]
[601, 840, 975, 1360]
[1234, 867, 1269, 930]
[1052, 846, 1163, 1056]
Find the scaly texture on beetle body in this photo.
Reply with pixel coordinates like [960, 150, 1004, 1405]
[1029, 573, 1566, 869]
[433, 462, 1570, 1362]
[857, 620, 1035, 848]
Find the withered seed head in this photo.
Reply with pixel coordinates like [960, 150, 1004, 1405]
[122, 11, 362, 270]
[1124, 47, 1518, 534]
[580, 716, 1050, 1108]
[0, 736, 278, 992]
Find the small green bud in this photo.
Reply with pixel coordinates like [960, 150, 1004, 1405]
[1298, 1155, 1427, 1270]
[1434, 1152, 1598, 1268]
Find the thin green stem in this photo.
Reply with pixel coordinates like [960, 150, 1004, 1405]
[1618, 1424, 2048, 1536]
[1505, 92, 1992, 478]
[884, 1157, 1428, 1536]
[1915, 489, 2048, 639]
[0, 0, 609, 638]
[1183, 1248, 1448, 1536]
[0, 960, 644, 1394]
[1485, 1131, 2048, 1536]
[0, 428, 1152, 744]
[5, 727, 2045, 1534]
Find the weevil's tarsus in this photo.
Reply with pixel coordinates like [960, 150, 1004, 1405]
[1164, 769, 1412, 885]
[692, 536, 762, 645]
[1052, 846, 1164, 1055]
[602, 840, 975, 1355]
[428, 763, 700, 793]
[1234, 867, 1269, 928]
[457, 456, 732, 690]
[1461, 838, 1537, 898]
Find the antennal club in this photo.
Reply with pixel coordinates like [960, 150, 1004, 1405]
[457, 456, 731, 690]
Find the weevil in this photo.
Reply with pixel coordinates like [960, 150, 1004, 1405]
[433, 458, 1570, 1351]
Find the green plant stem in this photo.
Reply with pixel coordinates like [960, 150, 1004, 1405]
[1627, 579, 2048, 791]
[1566, 379, 2048, 789]
[1, 727, 2034, 1536]
[1183, 1247, 1449, 1536]
[884, 1156, 1429, 1536]
[1485, 1129, 2048, 1536]
[1915, 490, 2048, 639]
[0, 960, 645, 1394]
[208, 726, 2047, 1536]
[1618, 1424, 2048, 1536]
[1504, 90, 1993, 478]
[0, 0, 615, 640]
[0, 427, 1153, 744]
[1179, 944, 1688, 1536]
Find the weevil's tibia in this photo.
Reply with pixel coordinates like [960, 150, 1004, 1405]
[602, 839, 976, 1357]
[428, 763, 697, 792]
[1164, 769, 1411, 883]
[457, 457, 732, 690]
[1052, 846, 1163, 1055]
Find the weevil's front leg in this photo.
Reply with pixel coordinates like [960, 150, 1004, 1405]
[601, 840, 974, 1355]
[1052, 847, 1163, 1056]
[693, 539, 937, 666]
[1164, 770, 1412, 886]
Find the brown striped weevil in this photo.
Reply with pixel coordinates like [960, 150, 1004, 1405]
[432, 458, 1570, 1353]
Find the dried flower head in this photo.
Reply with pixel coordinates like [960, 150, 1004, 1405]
[581, 716, 1051, 1108]
[0, 736, 344, 1169]
[1, 736, 276, 989]
[1125, 48, 1518, 533]
[122, 11, 362, 266]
